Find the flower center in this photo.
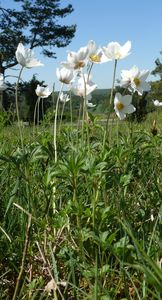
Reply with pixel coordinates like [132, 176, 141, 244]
[62, 78, 70, 84]
[115, 52, 121, 59]
[116, 101, 124, 111]
[74, 61, 85, 69]
[89, 54, 101, 62]
[134, 77, 141, 86]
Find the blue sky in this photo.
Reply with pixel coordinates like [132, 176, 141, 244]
[3, 0, 162, 90]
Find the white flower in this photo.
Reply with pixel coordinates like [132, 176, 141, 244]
[61, 46, 88, 70]
[121, 66, 151, 95]
[102, 40, 131, 60]
[59, 92, 70, 103]
[35, 85, 52, 98]
[153, 99, 162, 107]
[15, 43, 44, 68]
[56, 67, 74, 84]
[71, 73, 97, 97]
[0, 74, 7, 90]
[87, 40, 109, 63]
[114, 92, 136, 120]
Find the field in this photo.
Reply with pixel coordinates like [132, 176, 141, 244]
[0, 108, 162, 300]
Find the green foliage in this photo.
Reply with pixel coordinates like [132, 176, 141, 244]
[150, 79, 162, 102]
[0, 109, 13, 127]
[0, 117, 162, 299]
[152, 53, 162, 78]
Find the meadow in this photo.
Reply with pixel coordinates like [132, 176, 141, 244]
[0, 108, 162, 300]
[0, 41, 162, 300]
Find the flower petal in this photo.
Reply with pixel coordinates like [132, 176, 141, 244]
[120, 40, 131, 58]
[114, 92, 122, 104]
[121, 94, 132, 105]
[115, 110, 126, 120]
[123, 104, 136, 114]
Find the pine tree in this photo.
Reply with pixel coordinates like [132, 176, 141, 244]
[0, 0, 76, 75]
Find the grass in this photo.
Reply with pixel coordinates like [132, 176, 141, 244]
[0, 110, 162, 299]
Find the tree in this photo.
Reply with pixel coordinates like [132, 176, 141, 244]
[151, 50, 162, 101]
[0, 0, 76, 75]
[151, 52, 162, 78]
[150, 80, 162, 102]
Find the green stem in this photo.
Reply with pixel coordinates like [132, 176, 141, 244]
[77, 101, 82, 147]
[41, 97, 44, 119]
[59, 101, 65, 135]
[87, 62, 94, 81]
[103, 59, 118, 146]
[69, 89, 73, 132]
[110, 59, 117, 105]
[81, 74, 89, 148]
[82, 81, 87, 123]
[15, 66, 24, 147]
[53, 83, 64, 163]
[33, 96, 40, 136]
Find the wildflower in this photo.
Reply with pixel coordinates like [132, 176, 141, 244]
[59, 92, 70, 103]
[35, 85, 52, 98]
[56, 67, 74, 84]
[15, 43, 44, 68]
[152, 99, 162, 107]
[102, 40, 131, 61]
[121, 66, 150, 95]
[61, 46, 88, 70]
[71, 73, 97, 98]
[114, 92, 136, 120]
[87, 40, 108, 63]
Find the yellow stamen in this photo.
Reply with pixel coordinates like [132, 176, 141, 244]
[116, 101, 124, 111]
[90, 54, 101, 63]
[134, 77, 141, 86]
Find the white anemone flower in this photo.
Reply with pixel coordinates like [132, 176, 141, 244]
[0, 74, 7, 90]
[121, 65, 151, 96]
[71, 82, 97, 98]
[61, 46, 89, 70]
[153, 100, 162, 107]
[102, 40, 131, 61]
[71, 74, 97, 98]
[35, 85, 52, 98]
[87, 40, 109, 64]
[59, 92, 70, 103]
[114, 92, 136, 120]
[56, 67, 74, 84]
[15, 43, 44, 68]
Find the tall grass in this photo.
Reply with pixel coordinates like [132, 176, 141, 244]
[0, 111, 162, 299]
